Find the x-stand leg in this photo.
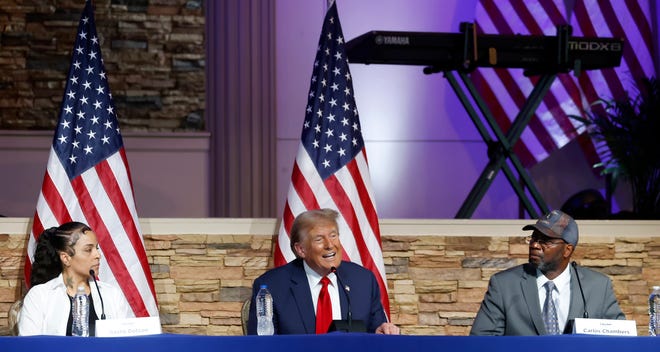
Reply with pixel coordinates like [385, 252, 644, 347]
[445, 70, 553, 218]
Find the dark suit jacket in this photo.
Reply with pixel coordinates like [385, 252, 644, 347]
[470, 263, 625, 335]
[247, 259, 387, 335]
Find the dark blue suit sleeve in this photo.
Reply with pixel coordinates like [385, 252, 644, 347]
[340, 262, 387, 333]
[366, 272, 388, 332]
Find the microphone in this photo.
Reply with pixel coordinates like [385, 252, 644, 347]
[330, 266, 353, 329]
[571, 261, 589, 318]
[327, 266, 365, 332]
[89, 269, 106, 320]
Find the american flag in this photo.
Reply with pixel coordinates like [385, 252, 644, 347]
[474, 0, 655, 167]
[274, 0, 390, 315]
[24, 0, 158, 317]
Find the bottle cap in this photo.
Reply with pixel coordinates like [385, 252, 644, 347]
[260, 284, 267, 289]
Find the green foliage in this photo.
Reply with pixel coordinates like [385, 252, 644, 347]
[572, 77, 660, 218]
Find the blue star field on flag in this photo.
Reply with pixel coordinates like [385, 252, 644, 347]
[301, 2, 364, 181]
[53, 0, 122, 180]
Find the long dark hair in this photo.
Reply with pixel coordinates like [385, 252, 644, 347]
[30, 221, 92, 287]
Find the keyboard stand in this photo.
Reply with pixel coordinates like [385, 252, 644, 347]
[443, 70, 552, 218]
[421, 23, 577, 218]
[345, 22, 608, 218]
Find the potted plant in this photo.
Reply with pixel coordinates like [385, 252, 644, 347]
[572, 77, 660, 219]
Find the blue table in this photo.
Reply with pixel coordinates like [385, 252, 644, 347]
[1, 333, 658, 352]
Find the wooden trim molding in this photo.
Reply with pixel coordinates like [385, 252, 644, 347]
[2, 217, 658, 237]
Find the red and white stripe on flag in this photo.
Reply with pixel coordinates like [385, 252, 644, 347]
[275, 148, 391, 316]
[24, 0, 158, 318]
[474, 0, 655, 167]
[274, 1, 390, 316]
[27, 150, 159, 317]
[571, 1, 655, 106]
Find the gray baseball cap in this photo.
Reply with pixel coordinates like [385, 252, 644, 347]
[523, 209, 579, 246]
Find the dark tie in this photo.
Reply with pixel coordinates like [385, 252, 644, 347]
[316, 276, 332, 334]
[543, 281, 560, 335]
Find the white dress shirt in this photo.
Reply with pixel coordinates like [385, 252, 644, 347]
[537, 265, 572, 330]
[18, 273, 134, 336]
[303, 262, 342, 320]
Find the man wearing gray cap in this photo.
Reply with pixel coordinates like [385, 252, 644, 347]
[470, 210, 625, 335]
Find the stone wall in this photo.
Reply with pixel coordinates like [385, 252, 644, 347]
[0, 0, 205, 131]
[1, 227, 659, 336]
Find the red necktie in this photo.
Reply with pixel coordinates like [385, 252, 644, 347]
[315, 276, 332, 334]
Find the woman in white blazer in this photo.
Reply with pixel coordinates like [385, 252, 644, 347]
[18, 222, 133, 336]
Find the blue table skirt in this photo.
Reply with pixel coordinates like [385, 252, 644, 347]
[1, 333, 658, 352]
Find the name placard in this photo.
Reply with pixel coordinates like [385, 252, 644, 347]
[572, 318, 637, 336]
[96, 316, 162, 337]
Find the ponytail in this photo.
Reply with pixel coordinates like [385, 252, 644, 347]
[29, 222, 91, 287]
[30, 227, 63, 287]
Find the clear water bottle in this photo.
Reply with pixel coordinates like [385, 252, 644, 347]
[72, 286, 89, 337]
[256, 284, 274, 335]
[650, 286, 660, 336]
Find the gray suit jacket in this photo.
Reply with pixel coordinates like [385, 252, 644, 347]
[470, 263, 625, 335]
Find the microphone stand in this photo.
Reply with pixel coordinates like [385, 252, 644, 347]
[89, 269, 106, 319]
[331, 267, 352, 330]
[564, 261, 588, 334]
[572, 261, 589, 318]
[327, 266, 365, 332]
